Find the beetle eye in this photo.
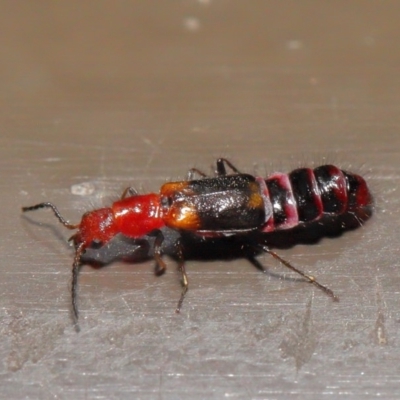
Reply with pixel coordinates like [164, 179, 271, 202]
[91, 239, 103, 249]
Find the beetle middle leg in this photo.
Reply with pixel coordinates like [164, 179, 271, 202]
[187, 158, 242, 179]
[174, 240, 188, 313]
[153, 233, 189, 312]
[216, 158, 242, 175]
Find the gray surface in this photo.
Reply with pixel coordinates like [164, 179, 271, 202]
[2, 2, 400, 399]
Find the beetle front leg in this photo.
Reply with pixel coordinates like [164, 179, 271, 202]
[153, 231, 167, 276]
[120, 187, 138, 199]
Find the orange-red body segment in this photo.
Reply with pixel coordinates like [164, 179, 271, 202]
[112, 193, 164, 237]
[160, 181, 202, 231]
[77, 208, 118, 247]
[75, 194, 164, 248]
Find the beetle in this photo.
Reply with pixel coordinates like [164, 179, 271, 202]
[22, 158, 373, 327]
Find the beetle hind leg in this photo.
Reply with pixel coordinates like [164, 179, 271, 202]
[255, 244, 339, 302]
[187, 168, 208, 180]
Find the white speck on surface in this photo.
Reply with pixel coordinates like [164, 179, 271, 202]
[184, 17, 201, 32]
[71, 182, 96, 196]
[287, 39, 303, 50]
[44, 157, 61, 162]
[364, 35, 376, 46]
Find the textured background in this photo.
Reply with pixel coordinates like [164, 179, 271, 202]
[2, 1, 400, 399]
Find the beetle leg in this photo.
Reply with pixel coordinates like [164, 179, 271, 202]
[153, 234, 188, 312]
[216, 158, 242, 175]
[120, 186, 138, 199]
[258, 245, 339, 302]
[187, 158, 242, 179]
[153, 231, 167, 276]
[175, 240, 188, 313]
[187, 168, 208, 180]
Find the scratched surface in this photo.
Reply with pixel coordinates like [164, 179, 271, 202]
[2, 1, 400, 399]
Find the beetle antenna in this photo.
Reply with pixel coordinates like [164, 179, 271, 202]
[71, 242, 85, 332]
[22, 202, 79, 229]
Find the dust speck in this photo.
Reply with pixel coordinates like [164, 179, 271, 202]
[44, 157, 61, 162]
[184, 17, 201, 32]
[287, 40, 303, 50]
[364, 36, 376, 46]
[71, 182, 95, 196]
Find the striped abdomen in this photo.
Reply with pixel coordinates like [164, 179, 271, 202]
[257, 165, 373, 233]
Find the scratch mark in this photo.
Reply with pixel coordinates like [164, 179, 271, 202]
[142, 130, 166, 174]
[99, 135, 107, 183]
[5, 314, 65, 372]
[371, 278, 388, 345]
[121, 295, 134, 316]
[279, 296, 318, 371]
[331, 96, 339, 123]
